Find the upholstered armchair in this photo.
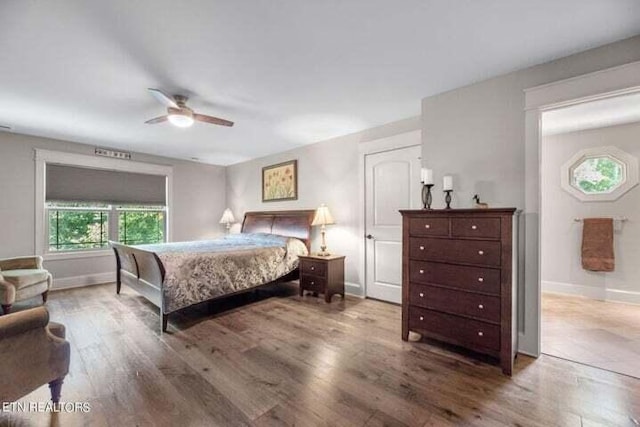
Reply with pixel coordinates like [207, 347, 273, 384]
[0, 256, 52, 314]
[0, 307, 70, 403]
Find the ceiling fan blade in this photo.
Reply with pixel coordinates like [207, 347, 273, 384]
[145, 116, 169, 124]
[148, 88, 179, 109]
[194, 113, 234, 127]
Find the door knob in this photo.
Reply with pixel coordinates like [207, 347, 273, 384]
[365, 234, 374, 240]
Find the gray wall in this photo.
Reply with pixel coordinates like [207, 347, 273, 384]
[542, 122, 640, 298]
[0, 132, 227, 287]
[226, 117, 421, 295]
[421, 35, 640, 352]
[422, 35, 640, 210]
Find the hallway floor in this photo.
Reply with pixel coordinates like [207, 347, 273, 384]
[542, 292, 640, 378]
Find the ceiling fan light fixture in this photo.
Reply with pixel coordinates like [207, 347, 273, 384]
[168, 112, 194, 128]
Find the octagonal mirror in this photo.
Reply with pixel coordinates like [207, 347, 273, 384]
[561, 146, 638, 202]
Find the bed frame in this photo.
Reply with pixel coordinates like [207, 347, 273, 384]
[111, 210, 315, 332]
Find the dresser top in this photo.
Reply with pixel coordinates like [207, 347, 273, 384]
[400, 208, 518, 215]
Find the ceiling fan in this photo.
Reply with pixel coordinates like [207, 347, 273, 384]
[145, 88, 234, 128]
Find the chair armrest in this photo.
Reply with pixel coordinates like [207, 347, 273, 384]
[0, 256, 43, 271]
[0, 307, 49, 340]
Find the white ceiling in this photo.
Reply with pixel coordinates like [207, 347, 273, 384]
[542, 92, 640, 136]
[1, 1, 639, 165]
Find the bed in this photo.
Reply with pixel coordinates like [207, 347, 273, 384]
[110, 210, 315, 332]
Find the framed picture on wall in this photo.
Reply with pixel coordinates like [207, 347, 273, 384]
[262, 160, 298, 202]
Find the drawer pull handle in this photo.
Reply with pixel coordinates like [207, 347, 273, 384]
[478, 277, 484, 282]
[419, 316, 424, 321]
[311, 281, 315, 285]
[425, 224, 431, 229]
[478, 250, 484, 255]
[419, 269, 424, 274]
[419, 292, 424, 298]
[419, 246, 425, 251]
[478, 331, 484, 337]
[311, 266, 315, 270]
[478, 304, 484, 309]
[471, 225, 477, 230]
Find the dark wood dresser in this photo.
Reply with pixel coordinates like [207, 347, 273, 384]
[400, 208, 519, 375]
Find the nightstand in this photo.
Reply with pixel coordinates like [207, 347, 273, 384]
[298, 254, 345, 303]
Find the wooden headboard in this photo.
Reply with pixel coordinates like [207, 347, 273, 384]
[241, 210, 315, 251]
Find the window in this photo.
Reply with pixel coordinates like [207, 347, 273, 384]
[46, 203, 166, 252]
[561, 146, 639, 202]
[118, 206, 165, 245]
[48, 204, 110, 251]
[35, 149, 173, 258]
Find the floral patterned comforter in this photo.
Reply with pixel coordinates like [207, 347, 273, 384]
[136, 233, 308, 313]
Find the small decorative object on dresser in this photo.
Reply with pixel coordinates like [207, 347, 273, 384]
[443, 175, 453, 209]
[420, 168, 434, 209]
[298, 254, 345, 303]
[473, 194, 489, 209]
[400, 208, 519, 375]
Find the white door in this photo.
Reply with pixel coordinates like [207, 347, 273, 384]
[365, 145, 421, 303]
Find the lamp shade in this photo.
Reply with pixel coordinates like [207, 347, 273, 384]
[219, 208, 235, 224]
[311, 204, 335, 226]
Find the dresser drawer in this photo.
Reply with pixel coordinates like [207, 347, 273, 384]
[409, 217, 449, 237]
[409, 261, 501, 295]
[300, 274, 326, 291]
[452, 218, 501, 239]
[410, 238, 501, 267]
[410, 284, 500, 323]
[300, 260, 327, 277]
[409, 306, 500, 352]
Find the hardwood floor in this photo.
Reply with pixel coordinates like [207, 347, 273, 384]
[542, 292, 640, 379]
[2, 283, 640, 427]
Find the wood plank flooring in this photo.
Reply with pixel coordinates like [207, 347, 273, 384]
[542, 292, 640, 379]
[2, 283, 640, 427]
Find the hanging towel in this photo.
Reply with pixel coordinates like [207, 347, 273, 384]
[581, 218, 614, 272]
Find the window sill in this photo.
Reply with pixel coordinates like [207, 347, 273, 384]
[43, 249, 113, 261]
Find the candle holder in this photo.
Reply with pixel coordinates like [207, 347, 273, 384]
[421, 184, 434, 209]
[444, 190, 453, 209]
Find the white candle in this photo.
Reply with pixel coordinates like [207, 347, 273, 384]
[443, 175, 453, 191]
[425, 169, 433, 185]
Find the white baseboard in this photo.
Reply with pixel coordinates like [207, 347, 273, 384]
[345, 281, 364, 297]
[52, 272, 116, 290]
[542, 280, 640, 305]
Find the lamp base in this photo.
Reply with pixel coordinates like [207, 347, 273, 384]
[316, 251, 331, 257]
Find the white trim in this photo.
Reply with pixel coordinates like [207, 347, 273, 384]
[345, 281, 364, 297]
[34, 149, 174, 256]
[44, 249, 113, 261]
[52, 272, 116, 290]
[357, 130, 422, 300]
[524, 60, 640, 357]
[525, 61, 640, 110]
[542, 281, 640, 305]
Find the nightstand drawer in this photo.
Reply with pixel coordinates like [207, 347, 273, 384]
[300, 274, 326, 291]
[300, 260, 327, 277]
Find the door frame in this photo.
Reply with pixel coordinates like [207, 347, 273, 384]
[358, 130, 422, 299]
[522, 60, 640, 356]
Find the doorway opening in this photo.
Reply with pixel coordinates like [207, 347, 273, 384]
[540, 91, 640, 378]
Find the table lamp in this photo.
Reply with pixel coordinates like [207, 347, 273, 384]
[219, 208, 235, 233]
[311, 204, 335, 256]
